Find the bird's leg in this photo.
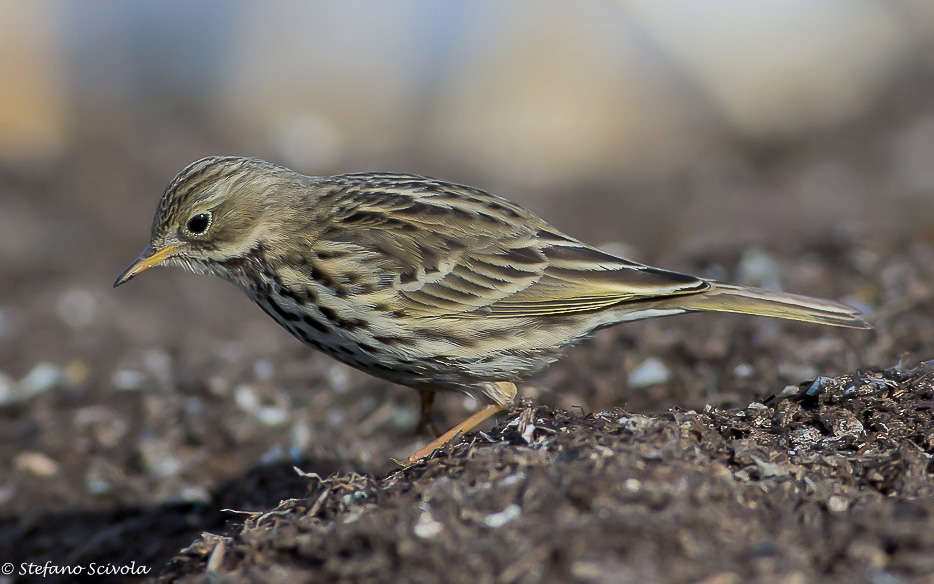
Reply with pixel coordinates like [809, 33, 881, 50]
[415, 389, 440, 436]
[404, 381, 516, 465]
[404, 404, 506, 464]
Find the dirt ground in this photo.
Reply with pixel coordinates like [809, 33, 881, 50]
[5, 71, 934, 583]
[159, 367, 934, 584]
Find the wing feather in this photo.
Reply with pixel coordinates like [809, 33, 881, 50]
[315, 175, 709, 319]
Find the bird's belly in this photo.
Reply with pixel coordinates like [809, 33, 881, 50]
[250, 291, 392, 369]
[245, 285, 586, 391]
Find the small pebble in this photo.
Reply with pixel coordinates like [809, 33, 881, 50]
[141, 442, 183, 478]
[501, 473, 524, 487]
[253, 359, 275, 379]
[111, 370, 146, 390]
[327, 408, 346, 426]
[64, 360, 89, 385]
[73, 405, 111, 426]
[178, 485, 211, 502]
[413, 509, 444, 539]
[256, 406, 288, 427]
[327, 365, 350, 392]
[618, 415, 654, 431]
[56, 289, 98, 329]
[828, 495, 849, 513]
[484, 503, 521, 528]
[14, 452, 59, 477]
[342, 509, 363, 524]
[806, 376, 835, 396]
[235, 385, 259, 411]
[73, 406, 127, 447]
[628, 357, 670, 388]
[733, 363, 754, 379]
[736, 247, 782, 290]
[389, 406, 417, 430]
[752, 456, 787, 478]
[291, 423, 312, 453]
[86, 478, 112, 495]
[258, 445, 285, 465]
[18, 362, 61, 398]
[207, 375, 230, 396]
[570, 561, 612, 580]
[148, 456, 183, 479]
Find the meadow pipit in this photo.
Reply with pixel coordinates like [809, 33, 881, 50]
[115, 156, 869, 463]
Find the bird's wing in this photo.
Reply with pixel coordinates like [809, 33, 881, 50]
[315, 176, 709, 319]
[395, 230, 710, 319]
[466, 237, 710, 318]
[317, 180, 546, 313]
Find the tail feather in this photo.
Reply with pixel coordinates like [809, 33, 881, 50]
[667, 282, 870, 329]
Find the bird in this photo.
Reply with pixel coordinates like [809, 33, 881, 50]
[115, 156, 870, 463]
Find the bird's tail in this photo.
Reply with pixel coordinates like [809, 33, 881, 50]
[667, 282, 870, 329]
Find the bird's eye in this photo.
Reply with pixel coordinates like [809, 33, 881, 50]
[186, 213, 211, 235]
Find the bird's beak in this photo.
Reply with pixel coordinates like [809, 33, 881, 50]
[113, 243, 180, 287]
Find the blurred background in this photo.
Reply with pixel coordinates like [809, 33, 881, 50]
[4, 1, 934, 252]
[3, 0, 934, 529]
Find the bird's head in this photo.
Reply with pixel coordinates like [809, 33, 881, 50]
[114, 156, 304, 287]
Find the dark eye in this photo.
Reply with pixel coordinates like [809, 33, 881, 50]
[186, 213, 211, 235]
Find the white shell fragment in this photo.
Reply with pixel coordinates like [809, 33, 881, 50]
[628, 357, 670, 388]
[483, 503, 521, 528]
